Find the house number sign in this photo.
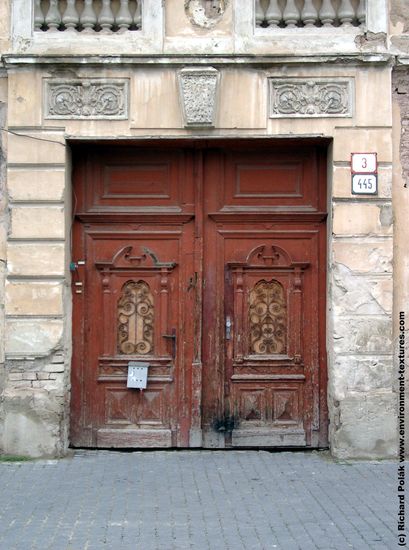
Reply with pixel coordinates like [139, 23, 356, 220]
[351, 152, 378, 195]
[127, 362, 149, 389]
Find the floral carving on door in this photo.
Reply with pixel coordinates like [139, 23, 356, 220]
[94, 245, 177, 367]
[227, 244, 309, 365]
[249, 280, 286, 355]
[118, 280, 154, 355]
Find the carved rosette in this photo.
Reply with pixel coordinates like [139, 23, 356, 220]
[269, 78, 353, 118]
[45, 79, 129, 119]
[178, 67, 220, 128]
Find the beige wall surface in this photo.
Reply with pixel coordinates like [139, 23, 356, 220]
[0, 2, 10, 53]
[391, 0, 409, 52]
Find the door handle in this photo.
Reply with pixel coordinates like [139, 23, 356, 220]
[225, 316, 232, 340]
[162, 329, 176, 359]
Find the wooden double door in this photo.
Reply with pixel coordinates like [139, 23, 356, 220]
[70, 140, 328, 449]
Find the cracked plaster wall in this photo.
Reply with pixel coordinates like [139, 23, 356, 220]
[0, 85, 6, 454]
[392, 68, 409, 456]
[329, 216, 396, 458]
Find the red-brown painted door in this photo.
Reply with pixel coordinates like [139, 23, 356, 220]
[71, 141, 328, 449]
[70, 146, 196, 448]
[201, 144, 328, 448]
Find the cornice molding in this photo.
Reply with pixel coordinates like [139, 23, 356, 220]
[1, 53, 393, 69]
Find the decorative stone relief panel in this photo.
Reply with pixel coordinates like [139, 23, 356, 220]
[269, 78, 354, 118]
[178, 67, 220, 128]
[44, 79, 129, 120]
[185, 0, 228, 29]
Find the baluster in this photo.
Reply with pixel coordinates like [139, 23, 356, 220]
[283, 0, 300, 27]
[80, 0, 97, 33]
[134, 0, 142, 29]
[63, 0, 80, 31]
[301, 0, 318, 27]
[357, 0, 366, 26]
[34, 0, 44, 31]
[45, 0, 62, 31]
[319, 0, 336, 27]
[117, 0, 132, 31]
[255, 0, 265, 27]
[266, 0, 282, 27]
[99, 0, 115, 33]
[338, 0, 355, 26]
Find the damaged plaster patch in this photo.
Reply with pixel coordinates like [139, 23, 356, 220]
[331, 392, 397, 459]
[332, 263, 390, 315]
[333, 315, 392, 354]
[185, 0, 228, 29]
[2, 388, 65, 457]
[393, 71, 409, 189]
[380, 205, 393, 227]
[391, 36, 409, 55]
[355, 32, 387, 50]
[390, 0, 409, 32]
[332, 356, 393, 400]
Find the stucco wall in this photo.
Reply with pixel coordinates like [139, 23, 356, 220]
[392, 68, 409, 456]
[0, 60, 396, 458]
[0, 76, 7, 454]
[391, 0, 409, 52]
[0, 0, 399, 458]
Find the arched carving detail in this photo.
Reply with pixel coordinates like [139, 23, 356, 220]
[117, 280, 154, 355]
[245, 245, 292, 267]
[249, 280, 287, 355]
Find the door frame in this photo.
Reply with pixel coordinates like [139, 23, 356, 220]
[69, 137, 330, 449]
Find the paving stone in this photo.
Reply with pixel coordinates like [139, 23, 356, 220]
[0, 450, 400, 550]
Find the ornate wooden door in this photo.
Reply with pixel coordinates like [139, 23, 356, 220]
[201, 143, 328, 448]
[70, 145, 196, 448]
[71, 141, 328, 449]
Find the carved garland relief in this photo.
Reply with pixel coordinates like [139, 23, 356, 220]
[269, 78, 353, 118]
[118, 280, 154, 355]
[45, 79, 129, 120]
[249, 280, 287, 355]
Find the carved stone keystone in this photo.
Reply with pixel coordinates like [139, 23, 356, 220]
[178, 67, 220, 128]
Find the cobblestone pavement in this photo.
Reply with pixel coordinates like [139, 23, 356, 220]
[0, 450, 398, 550]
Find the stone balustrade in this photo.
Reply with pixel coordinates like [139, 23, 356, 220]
[256, 0, 365, 28]
[35, 0, 142, 32]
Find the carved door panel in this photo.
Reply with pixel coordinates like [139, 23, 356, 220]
[70, 146, 195, 448]
[202, 144, 328, 448]
[223, 239, 316, 446]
